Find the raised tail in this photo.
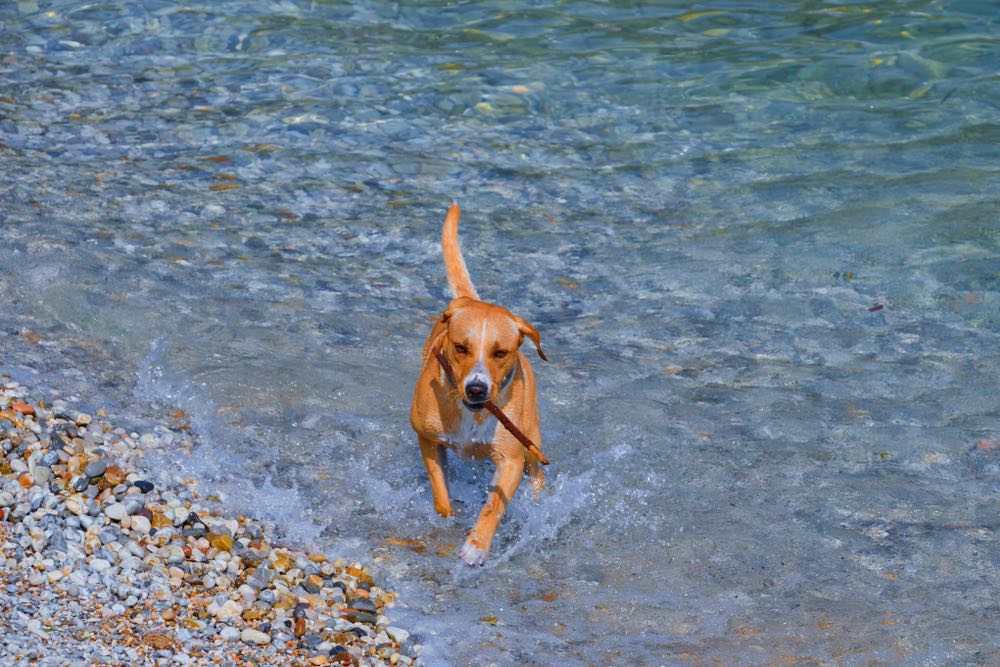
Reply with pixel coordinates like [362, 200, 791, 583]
[441, 202, 479, 300]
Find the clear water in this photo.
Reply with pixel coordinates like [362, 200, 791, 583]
[3, 1, 999, 664]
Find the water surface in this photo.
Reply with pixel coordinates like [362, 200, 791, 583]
[2, 1, 999, 665]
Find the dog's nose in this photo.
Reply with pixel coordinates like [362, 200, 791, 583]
[465, 381, 488, 403]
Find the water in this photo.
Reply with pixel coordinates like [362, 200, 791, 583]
[2, 1, 999, 664]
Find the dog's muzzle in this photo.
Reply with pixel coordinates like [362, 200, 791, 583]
[463, 380, 488, 411]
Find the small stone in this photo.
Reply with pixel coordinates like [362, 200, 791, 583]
[219, 626, 241, 642]
[247, 565, 273, 590]
[142, 632, 174, 650]
[32, 466, 50, 485]
[386, 627, 409, 645]
[240, 628, 271, 645]
[344, 611, 378, 625]
[75, 413, 93, 426]
[349, 597, 376, 612]
[208, 532, 233, 552]
[130, 515, 151, 534]
[90, 558, 112, 573]
[39, 450, 61, 467]
[0, 491, 14, 508]
[71, 476, 90, 492]
[104, 503, 128, 521]
[302, 574, 323, 594]
[121, 496, 144, 515]
[66, 495, 87, 516]
[131, 480, 155, 493]
[84, 459, 106, 478]
[103, 465, 126, 486]
[11, 401, 35, 416]
[214, 599, 243, 621]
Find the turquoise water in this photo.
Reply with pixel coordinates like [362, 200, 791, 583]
[3, 1, 999, 664]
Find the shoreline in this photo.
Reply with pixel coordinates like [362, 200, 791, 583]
[0, 375, 421, 666]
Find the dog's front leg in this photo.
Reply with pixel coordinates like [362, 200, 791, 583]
[459, 452, 524, 566]
[419, 436, 453, 517]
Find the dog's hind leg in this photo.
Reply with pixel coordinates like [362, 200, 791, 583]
[419, 436, 453, 517]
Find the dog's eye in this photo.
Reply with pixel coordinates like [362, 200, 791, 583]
[454, 343, 469, 355]
[492, 349, 508, 359]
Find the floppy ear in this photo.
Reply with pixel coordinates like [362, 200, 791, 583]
[439, 296, 475, 324]
[512, 315, 548, 361]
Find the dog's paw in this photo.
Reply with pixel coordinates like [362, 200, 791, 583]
[458, 539, 488, 566]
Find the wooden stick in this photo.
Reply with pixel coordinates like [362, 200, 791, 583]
[433, 347, 549, 465]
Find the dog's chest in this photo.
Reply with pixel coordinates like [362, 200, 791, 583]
[442, 403, 498, 448]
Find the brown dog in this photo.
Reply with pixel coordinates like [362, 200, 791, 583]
[410, 203, 546, 566]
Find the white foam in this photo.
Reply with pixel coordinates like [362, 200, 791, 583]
[135, 337, 322, 545]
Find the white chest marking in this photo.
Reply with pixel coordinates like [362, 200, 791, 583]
[442, 401, 498, 448]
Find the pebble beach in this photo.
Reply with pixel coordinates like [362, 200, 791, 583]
[0, 377, 419, 667]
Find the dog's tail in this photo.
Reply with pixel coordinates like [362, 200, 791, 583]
[441, 202, 479, 300]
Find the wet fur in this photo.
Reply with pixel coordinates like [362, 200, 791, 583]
[409, 203, 546, 566]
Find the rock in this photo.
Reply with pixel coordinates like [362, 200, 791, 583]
[344, 611, 378, 625]
[39, 450, 61, 467]
[89, 558, 112, 573]
[219, 626, 241, 642]
[214, 599, 243, 621]
[75, 413, 93, 427]
[11, 402, 35, 416]
[84, 459, 106, 478]
[104, 503, 128, 522]
[302, 574, 323, 594]
[103, 465, 126, 486]
[386, 627, 410, 645]
[208, 532, 233, 552]
[0, 491, 14, 507]
[121, 496, 144, 515]
[130, 515, 151, 534]
[131, 480, 154, 493]
[71, 476, 90, 492]
[165, 546, 185, 565]
[247, 565, 273, 590]
[349, 597, 376, 612]
[240, 628, 271, 645]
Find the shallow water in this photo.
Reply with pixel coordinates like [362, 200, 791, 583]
[3, 1, 1000, 664]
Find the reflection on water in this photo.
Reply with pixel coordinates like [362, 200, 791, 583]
[2, 1, 999, 664]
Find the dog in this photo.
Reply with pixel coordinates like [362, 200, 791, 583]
[410, 203, 547, 566]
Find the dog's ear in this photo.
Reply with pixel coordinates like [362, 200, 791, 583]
[512, 315, 547, 361]
[440, 296, 475, 324]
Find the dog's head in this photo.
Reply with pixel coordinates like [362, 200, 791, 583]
[439, 296, 546, 411]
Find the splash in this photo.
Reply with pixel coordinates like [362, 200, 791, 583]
[135, 337, 323, 545]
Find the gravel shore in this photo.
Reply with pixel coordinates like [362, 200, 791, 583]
[0, 377, 420, 666]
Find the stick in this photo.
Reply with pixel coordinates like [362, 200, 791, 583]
[433, 347, 550, 465]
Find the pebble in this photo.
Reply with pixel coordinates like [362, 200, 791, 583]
[131, 480, 155, 493]
[0, 383, 414, 666]
[386, 627, 409, 645]
[83, 459, 106, 478]
[240, 628, 272, 645]
[214, 599, 244, 621]
[130, 514, 151, 534]
[104, 503, 128, 521]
